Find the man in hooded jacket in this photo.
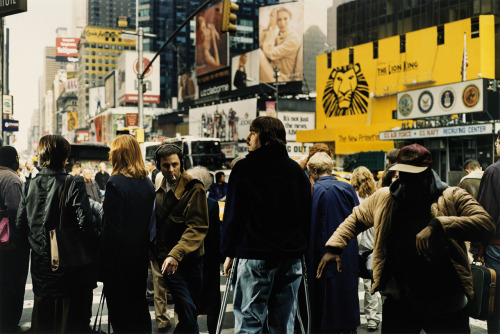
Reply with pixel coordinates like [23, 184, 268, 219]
[318, 143, 495, 333]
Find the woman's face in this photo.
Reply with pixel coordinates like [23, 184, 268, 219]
[277, 11, 291, 33]
[240, 54, 247, 65]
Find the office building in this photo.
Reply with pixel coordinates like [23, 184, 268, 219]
[87, 0, 136, 29]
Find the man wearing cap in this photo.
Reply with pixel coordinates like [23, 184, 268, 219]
[317, 143, 495, 333]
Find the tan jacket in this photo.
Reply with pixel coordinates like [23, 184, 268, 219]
[155, 171, 209, 262]
[326, 186, 495, 298]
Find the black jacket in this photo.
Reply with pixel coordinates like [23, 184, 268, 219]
[15, 168, 96, 297]
[221, 143, 311, 260]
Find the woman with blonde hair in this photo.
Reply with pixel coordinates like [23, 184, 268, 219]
[351, 166, 381, 331]
[102, 135, 155, 333]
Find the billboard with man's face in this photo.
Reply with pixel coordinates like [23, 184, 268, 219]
[259, 2, 304, 83]
[195, 2, 229, 77]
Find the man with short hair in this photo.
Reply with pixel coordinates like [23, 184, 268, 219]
[154, 144, 209, 333]
[95, 162, 110, 191]
[83, 169, 102, 203]
[208, 171, 228, 201]
[146, 160, 160, 185]
[458, 159, 483, 199]
[221, 116, 311, 333]
[386, 148, 400, 167]
[0, 146, 29, 333]
[318, 143, 495, 333]
[476, 132, 500, 333]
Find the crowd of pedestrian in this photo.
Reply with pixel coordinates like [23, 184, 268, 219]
[0, 119, 500, 334]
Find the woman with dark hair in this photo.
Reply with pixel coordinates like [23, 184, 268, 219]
[16, 135, 96, 333]
[102, 135, 155, 333]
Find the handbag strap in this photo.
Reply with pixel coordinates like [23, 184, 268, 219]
[58, 175, 71, 230]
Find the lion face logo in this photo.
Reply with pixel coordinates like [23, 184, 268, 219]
[323, 64, 369, 117]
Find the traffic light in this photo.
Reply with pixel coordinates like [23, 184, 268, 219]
[221, 0, 238, 33]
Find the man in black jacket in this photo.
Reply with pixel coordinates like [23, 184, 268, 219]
[221, 116, 311, 333]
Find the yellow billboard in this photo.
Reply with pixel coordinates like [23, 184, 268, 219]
[85, 27, 136, 47]
[298, 15, 495, 155]
[68, 112, 78, 131]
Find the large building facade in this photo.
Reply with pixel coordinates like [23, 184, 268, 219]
[298, 14, 498, 185]
[87, 0, 136, 29]
[77, 27, 136, 128]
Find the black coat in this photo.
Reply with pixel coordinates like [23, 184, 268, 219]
[15, 168, 96, 297]
[221, 143, 311, 260]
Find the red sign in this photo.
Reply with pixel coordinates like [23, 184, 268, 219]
[124, 94, 160, 104]
[126, 113, 138, 127]
[56, 37, 79, 58]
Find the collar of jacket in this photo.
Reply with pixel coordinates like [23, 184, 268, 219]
[159, 170, 194, 200]
[246, 143, 288, 160]
[0, 166, 17, 175]
[37, 167, 68, 176]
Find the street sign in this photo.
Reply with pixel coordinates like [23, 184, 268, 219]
[3, 119, 18, 132]
[0, 0, 27, 17]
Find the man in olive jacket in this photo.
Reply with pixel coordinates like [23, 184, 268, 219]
[318, 144, 495, 333]
[154, 143, 208, 333]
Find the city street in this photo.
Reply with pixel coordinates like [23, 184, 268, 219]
[17, 266, 488, 334]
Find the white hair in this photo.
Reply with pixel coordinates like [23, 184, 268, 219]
[307, 152, 333, 175]
[186, 166, 213, 192]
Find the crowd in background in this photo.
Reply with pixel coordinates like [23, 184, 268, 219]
[0, 116, 499, 334]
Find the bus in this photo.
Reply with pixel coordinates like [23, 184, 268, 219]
[141, 136, 225, 171]
[66, 143, 110, 172]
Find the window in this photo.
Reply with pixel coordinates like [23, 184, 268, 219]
[373, 41, 379, 59]
[437, 25, 444, 45]
[471, 17, 479, 38]
[400, 35, 406, 53]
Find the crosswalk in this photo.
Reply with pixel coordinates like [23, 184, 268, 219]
[19, 277, 487, 333]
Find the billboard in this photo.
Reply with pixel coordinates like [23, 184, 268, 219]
[84, 27, 136, 46]
[105, 71, 116, 108]
[396, 79, 484, 120]
[68, 112, 78, 131]
[189, 98, 258, 141]
[259, 2, 304, 83]
[195, 2, 229, 77]
[0, 0, 26, 17]
[117, 51, 160, 105]
[177, 70, 199, 103]
[55, 37, 79, 62]
[231, 50, 260, 91]
[89, 87, 106, 118]
[66, 72, 78, 93]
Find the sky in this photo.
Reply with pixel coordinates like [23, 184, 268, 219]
[5, 0, 73, 155]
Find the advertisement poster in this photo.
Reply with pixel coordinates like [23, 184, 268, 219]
[195, 2, 229, 77]
[177, 70, 199, 103]
[259, 2, 304, 83]
[113, 114, 126, 136]
[89, 87, 106, 118]
[189, 98, 258, 141]
[231, 50, 260, 91]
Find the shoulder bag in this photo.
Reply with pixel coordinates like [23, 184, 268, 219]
[0, 199, 9, 248]
[469, 246, 497, 320]
[50, 175, 92, 271]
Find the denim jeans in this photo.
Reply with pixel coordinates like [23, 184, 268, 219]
[485, 244, 500, 334]
[164, 257, 202, 334]
[233, 258, 302, 334]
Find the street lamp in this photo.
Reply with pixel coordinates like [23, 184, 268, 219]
[122, 27, 157, 132]
[273, 66, 280, 116]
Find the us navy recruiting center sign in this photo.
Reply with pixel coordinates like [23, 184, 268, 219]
[379, 123, 493, 140]
[0, 0, 27, 17]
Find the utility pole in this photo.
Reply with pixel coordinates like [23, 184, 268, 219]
[122, 27, 156, 130]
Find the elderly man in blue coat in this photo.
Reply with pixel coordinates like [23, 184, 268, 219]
[306, 152, 360, 334]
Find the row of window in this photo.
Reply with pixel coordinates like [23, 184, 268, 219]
[85, 58, 116, 65]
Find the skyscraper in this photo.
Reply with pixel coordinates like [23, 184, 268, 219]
[87, 0, 136, 30]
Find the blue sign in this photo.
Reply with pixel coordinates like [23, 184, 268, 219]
[3, 119, 18, 132]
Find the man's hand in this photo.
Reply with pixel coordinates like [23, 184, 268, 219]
[161, 256, 179, 275]
[223, 257, 234, 277]
[317, 252, 341, 278]
[416, 226, 433, 257]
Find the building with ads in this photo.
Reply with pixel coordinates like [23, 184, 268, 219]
[298, 15, 498, 185]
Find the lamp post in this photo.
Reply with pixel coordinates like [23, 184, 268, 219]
[122, 27, 157, 130]
[273, 66, 280, 117]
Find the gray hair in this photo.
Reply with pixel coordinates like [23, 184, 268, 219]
[186, 166, 213, 192]
[307, 152, 333, 175]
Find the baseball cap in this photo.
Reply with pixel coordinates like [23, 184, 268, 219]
[389, 144, 432, 173]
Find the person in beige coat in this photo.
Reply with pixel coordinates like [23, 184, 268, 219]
[317, 143, 495, 333]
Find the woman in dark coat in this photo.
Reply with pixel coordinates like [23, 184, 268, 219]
[16, 135, 96, 333]
[306, 152, 360, 333]
[102, 135, 155, 333]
